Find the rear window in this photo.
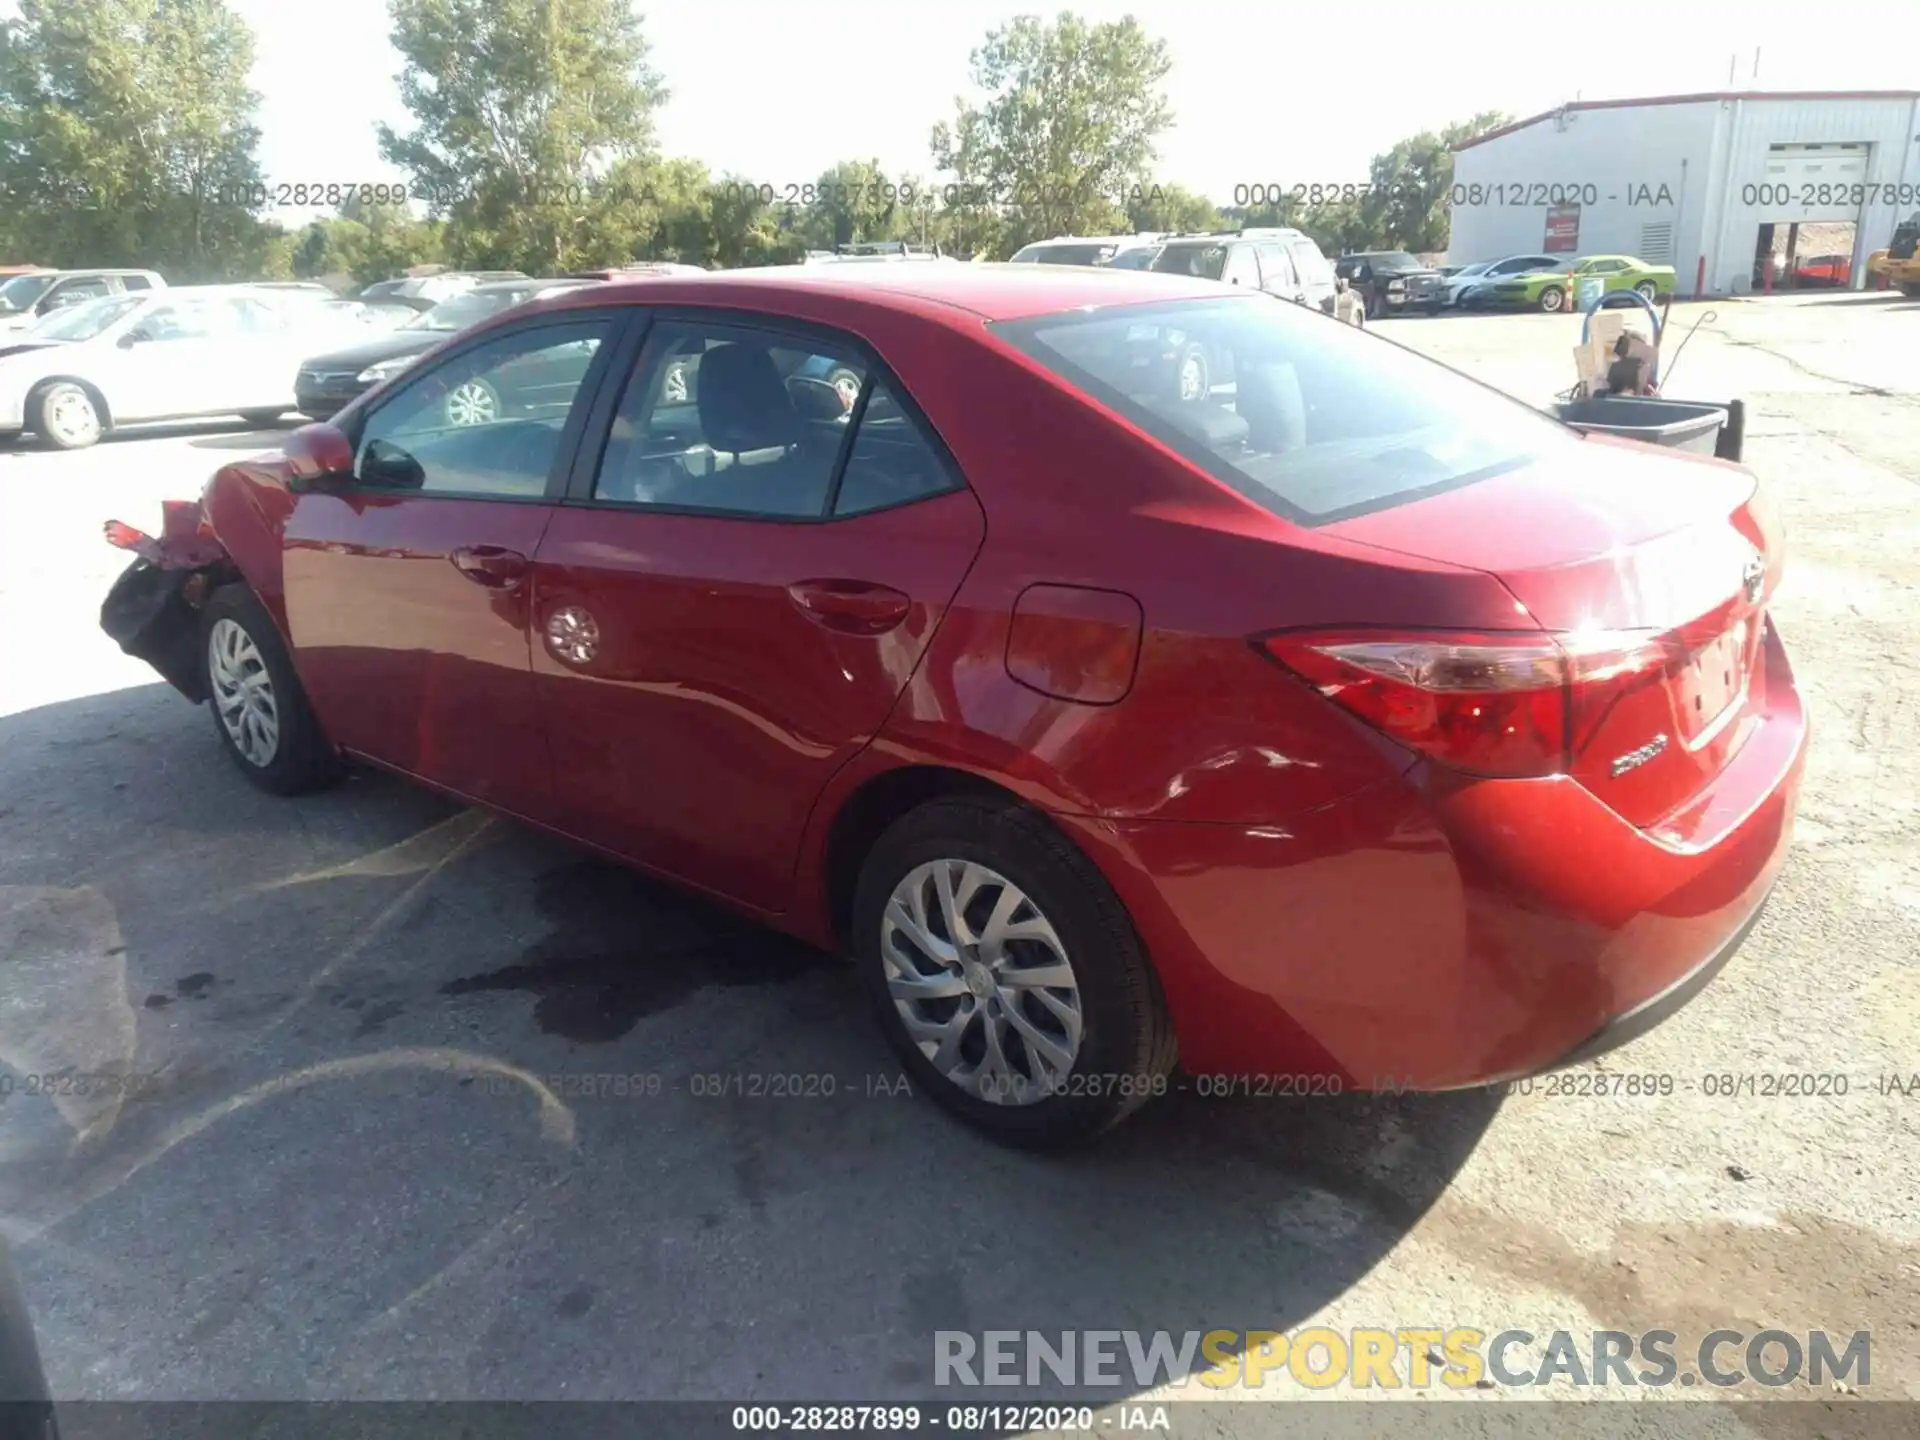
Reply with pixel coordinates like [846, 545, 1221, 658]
[993, 294, 1573, 525]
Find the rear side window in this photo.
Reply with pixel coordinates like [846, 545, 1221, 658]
[120, 275, 153, 292]
[994, 295, 1573, 525]
[832, 381, 958, 516]
[1151, 244, 1227, 280]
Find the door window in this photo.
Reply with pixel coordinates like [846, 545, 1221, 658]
[591, 323, 868, 517]
[1255, 243, 1297, 292]
[831, 381, 961, 516]
[137, 297, 235, 341]
[1221, 245, 1262, 288]
[351, 318, 611, 497]
[42, 277, 112, 312]
[1286, 241, 1334, 287]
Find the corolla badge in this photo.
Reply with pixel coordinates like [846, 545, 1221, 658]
[1742, 553, 1766, 605]
[1610, 733, 1670, 779]
[544, 606, 600, 666]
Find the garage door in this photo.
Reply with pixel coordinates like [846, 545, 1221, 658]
[1752, 143, 1872, 222]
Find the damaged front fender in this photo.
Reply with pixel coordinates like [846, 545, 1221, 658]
[99, 499, 240, 703]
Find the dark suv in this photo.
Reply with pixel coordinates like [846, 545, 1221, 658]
[1335, 251, 1446, 318]
[1149, 228, 1341, 315]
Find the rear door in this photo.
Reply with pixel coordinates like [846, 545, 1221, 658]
[281, 309, 626, 814]
[527, 310, 987, 912]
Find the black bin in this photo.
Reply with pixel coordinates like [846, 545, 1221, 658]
[1551, 396, 1730, 456]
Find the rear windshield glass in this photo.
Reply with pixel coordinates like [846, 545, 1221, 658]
[993, 294, 1572, 525]
[1150, 244, 1227, 280]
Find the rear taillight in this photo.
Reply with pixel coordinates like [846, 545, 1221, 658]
[1258, 629, 1672, 778]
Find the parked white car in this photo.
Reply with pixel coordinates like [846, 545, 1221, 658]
[0, 285, 376, 450]
[1450, 253, 1564, 307]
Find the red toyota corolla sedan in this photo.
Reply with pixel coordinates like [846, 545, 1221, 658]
[101, 264, 1806, 1147]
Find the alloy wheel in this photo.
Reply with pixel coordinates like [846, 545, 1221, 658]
[208, 618, 280, 767]
[880, 858, 1084, 1106]
[445, 379, 499, 426]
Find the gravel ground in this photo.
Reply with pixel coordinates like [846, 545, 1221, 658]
[0, 295, 1914, 1434]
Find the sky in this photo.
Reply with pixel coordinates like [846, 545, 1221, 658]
[14, 1, 1920, 222]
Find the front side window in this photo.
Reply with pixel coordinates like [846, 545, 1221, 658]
[994, 294, 1574, 525]
[0, 273, 56, 312]
[1256, 243, 1297, 290]
[1287, 241, 1334, 286]
[352, 318, 610, 497]
[46, 277, 111, 309]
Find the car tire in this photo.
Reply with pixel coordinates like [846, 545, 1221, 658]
[239, 409, 285, 427]
[852, 795, 1177, 1150]
[824, 366, 864, 411]
[28, 381, 105, 450]
[1538, 286, 1567, 313]
[1635, 281, 1658, 302]
[199, 584, 339, 796]
[1425, 301, 1443, 316]
[1899, 282, 1920, 298]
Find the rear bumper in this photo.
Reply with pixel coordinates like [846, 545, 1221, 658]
[1061, 625, 1807, 1088]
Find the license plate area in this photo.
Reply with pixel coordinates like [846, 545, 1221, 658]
[1672, 616, 1756, 747]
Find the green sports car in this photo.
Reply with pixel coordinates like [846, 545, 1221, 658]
[1477, 254, 1678, 312]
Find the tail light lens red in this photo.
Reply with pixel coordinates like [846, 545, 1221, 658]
[1259, 629, 1672, 778]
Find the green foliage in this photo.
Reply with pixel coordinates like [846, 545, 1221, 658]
[1125, 183, 1217, 236]
[0, 0, 279, 279]
[378, 0, 668, 275]
[932, 11, 1173, 252]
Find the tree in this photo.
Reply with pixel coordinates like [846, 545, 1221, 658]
[379, 0, 668, 274]
[1368, 110, 1511, 254]
[797, 159, 904, 250]
[931, 12, 1174, 253]
[0, 0, 275, 279]
[1126, 182, 1217, 235]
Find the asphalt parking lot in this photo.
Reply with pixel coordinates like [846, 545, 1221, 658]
[1, 293, 1916, 1423]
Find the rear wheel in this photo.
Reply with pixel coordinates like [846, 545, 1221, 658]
[239, 409, 285, 427]
[852, 796, 1176, 1149]
[1635, 281, 1658, 302]
[199, 585, 338, 795]
[1900, 281, 1920, 298]
[29, 382, 104, 450]
[1538, 285, 1567, 313]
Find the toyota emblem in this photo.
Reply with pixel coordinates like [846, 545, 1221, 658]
[1741, 554, 1766, 605]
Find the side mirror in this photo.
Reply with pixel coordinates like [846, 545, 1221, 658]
[117, 328, 152, 349]
[284, 422, 356, 490]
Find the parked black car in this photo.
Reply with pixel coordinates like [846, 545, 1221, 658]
[1334, 251, 1447, 318]
[295, 278, 599, 420]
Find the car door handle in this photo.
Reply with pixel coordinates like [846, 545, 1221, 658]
[787, 579, 912, 635]
[449, 545, 529, 588]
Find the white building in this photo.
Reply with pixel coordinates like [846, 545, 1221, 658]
[1448, 90, 1920, 296]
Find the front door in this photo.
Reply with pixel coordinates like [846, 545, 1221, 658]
[281, 310, 623, 814]
[527, 314, 987, 912]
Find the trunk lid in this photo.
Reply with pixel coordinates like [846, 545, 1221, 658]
[1327, 436, 1781, 828]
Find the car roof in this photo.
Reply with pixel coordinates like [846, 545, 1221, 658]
[465, 278, 598, 294]
[40, 268, 161, 277]
[546, 262, 1230, 324]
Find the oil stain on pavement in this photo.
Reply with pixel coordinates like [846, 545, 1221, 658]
[439, 860, 836, 1042]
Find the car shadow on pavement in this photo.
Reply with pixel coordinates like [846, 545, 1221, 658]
[0, 683, 1499, 1404]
